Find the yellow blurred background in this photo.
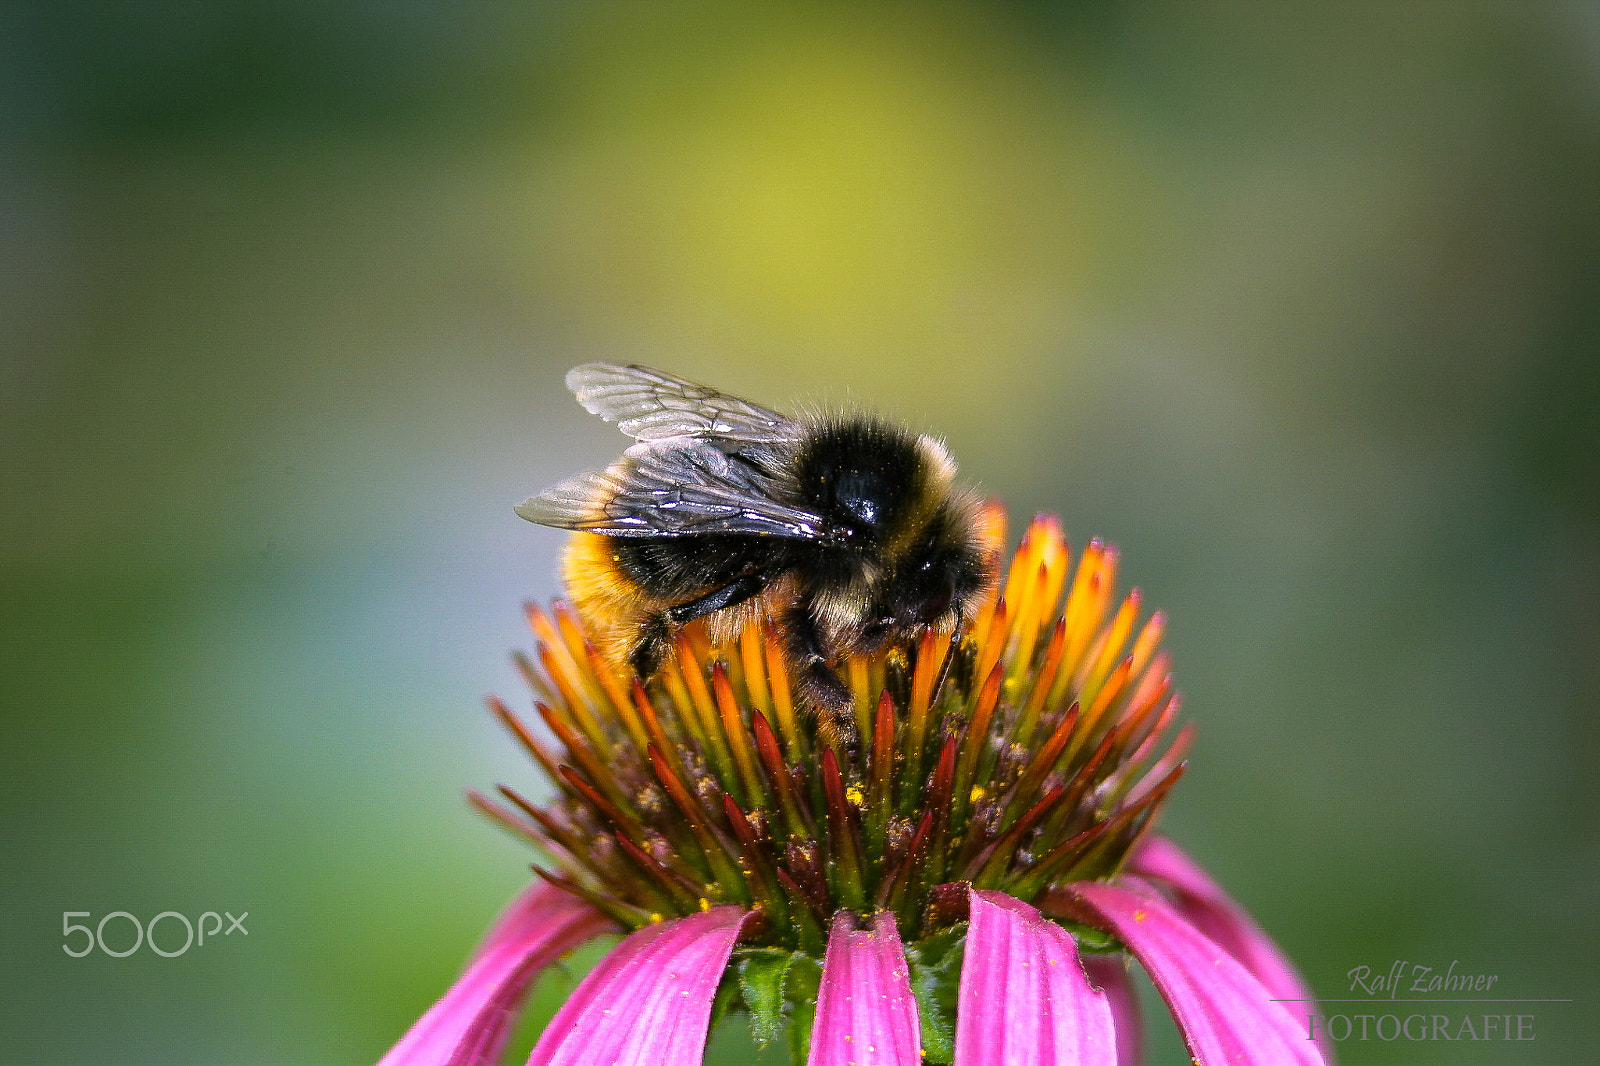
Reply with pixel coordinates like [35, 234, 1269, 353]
[3, 3, 1596, 1063]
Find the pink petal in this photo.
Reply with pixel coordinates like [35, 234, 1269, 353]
[527, 906, 750, 1066]
[1060, 881, 1325, 1066]
[954, 890, 1116, 1066]
[808, 911, 921, 1066]
[1128, 837, 1332, 1063]
[1082, 954, 1142, 1066]
[469, 879, 603, 961]
[380, 882, 614, 1066]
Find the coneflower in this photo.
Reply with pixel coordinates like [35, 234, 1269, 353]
[382, 513, 1328, 1065]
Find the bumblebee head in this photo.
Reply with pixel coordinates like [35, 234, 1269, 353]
[795, 417, 996, 649]
[876, 494, 995, 635]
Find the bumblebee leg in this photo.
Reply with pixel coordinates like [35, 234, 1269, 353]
[628, 574, 770, 681]
[664, 571, 771, 625]
[628, 614, 672, 679]
[779, 602, 858, 749]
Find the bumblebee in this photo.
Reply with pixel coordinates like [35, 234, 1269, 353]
[517, 363, 997, 742]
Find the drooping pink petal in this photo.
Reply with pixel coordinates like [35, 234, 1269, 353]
[1082, 953, 1142, 1066]
[1128, 836, 1332, 1063]
[379, 882, 614, 1066]
[1058, 881, 1325, 1066]
[808, 911, 920, 1066]
[468, 878, 605, 961]
[954, 890, 1116, 1066]
[527, 905, 750, 1066]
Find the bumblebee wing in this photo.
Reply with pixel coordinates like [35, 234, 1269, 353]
[566, 362, 801, 443]
[517, 440, 828, 539]
[514, 469, 628, 529]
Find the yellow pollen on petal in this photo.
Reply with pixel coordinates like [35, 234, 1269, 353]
[845, 785, 865, 806]
[969, 785, 986, 804]
[1134, 910, 1147, 922]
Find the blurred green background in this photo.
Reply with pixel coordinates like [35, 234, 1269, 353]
[3, 3, 1596, 1064]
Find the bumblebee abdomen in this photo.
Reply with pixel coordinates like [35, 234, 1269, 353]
[612, 534, 794, 599]
[564, 530, 809, 672]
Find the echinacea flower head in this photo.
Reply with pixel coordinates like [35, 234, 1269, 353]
[384, 512, 1329, 1066]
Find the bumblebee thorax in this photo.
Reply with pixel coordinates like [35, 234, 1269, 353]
[791, 416, 944, 549]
